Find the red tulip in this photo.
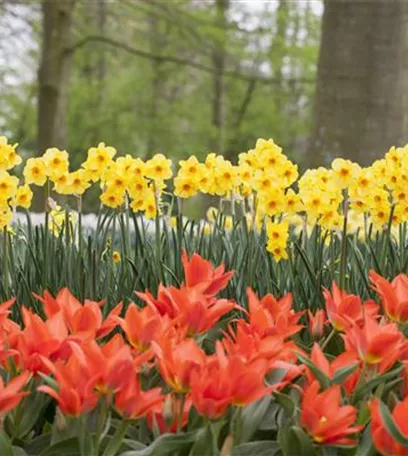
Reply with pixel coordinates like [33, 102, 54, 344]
[370, 398, 408, 456]
[370, 270, 408, 324]
[181, 250, 234, 296]
[0, 371, 31, 415]
[343, 314, 404, 372]
[301, 381, 362, 445]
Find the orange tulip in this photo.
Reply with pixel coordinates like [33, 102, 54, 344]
[0, 371, 31, 415]
[38, 354, 97, 416]
[15, 308, 69, 374]
[153, 338, 206, 393]
[370, 398, 408, 456]
[190, 343, 272, 419]
[147, 396, 192, 433]
[323, 283, 364, 331]
[114, 374, 163, 420]
[114, 302, 170, 352]
[34, 288, 122, 340]
[343, 314, 403, 372]
[323, 282, 379, 331]
[301, 381, 362, 445]
[222, 320, 284, 366]
[181, 250, 233, 296]
[246, 288, 303, 339]
[370, 270, 408, 324]
[71, 334, 134, 396]
[308, 310, 326, 339]
[305, 343, 359, 392]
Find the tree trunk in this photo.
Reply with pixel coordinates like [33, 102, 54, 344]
[308, 0, 408, 167]
[210, 0, 229, 154]
[38, 0, 76, 153]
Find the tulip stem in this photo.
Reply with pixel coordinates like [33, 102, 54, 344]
[94, 399, 108, 456]
[232, 406, 243, 446]
[321, 328, 336, 351]
[177, 394, 186, 433]
[101, 419, 130, 456]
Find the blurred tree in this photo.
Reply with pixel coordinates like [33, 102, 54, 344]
[0, 0, 320, 174]
[38, 0, 76, 151]
[309, 0, 408, 166]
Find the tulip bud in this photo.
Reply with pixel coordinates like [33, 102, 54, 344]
[308, 310, 326, 339]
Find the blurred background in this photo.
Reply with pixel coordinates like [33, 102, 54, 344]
[1, 0, 407, 170]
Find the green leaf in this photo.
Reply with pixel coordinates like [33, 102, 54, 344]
[240, 396, 272, 443]
[39, 438, 80, 456]
[24, 434, 51, 455]
[12, 447, 28, 456]
[355, 424, 377, 456]
[273, 391, 296, 418]
[232, 441, 280, 456]
[0, 432, 14, 456]
[119, 431, 199, 456]
[353, 366, 403, 402]
[379, 400, 408, 448]
[296, 352, 331, 390]
[331, 362, 359, 385]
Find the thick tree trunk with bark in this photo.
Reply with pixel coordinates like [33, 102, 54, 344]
[211, 0, 229, 154]
[308, 0, 408, 167]
[38, 0, 76, 153]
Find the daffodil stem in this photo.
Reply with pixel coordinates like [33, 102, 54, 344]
[380, 203, 395, 274]
[339, 195, 348, 290]
[3, 227, 8, 299]
[43, 179, 50, 290]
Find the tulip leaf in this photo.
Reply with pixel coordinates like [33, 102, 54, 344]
[280, 426, 316, 456]
[39, 438, 80, 456]
[354, 424, 377, 456]
[331, 362, 359, 385]
[240, 396, 272, 443]
[379, 400, 408, 449]
[119, 430, 199, 456]
[352, 366, 404, 402]
[231, 441, 280, 456]
[12, 448, 28, 456]
[273, 391, 296, 418]
[0, 432, 14, 456]
[23, 434, 51, 455]
[296, 352, 331, 390]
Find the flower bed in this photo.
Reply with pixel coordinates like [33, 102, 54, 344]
[0, 253, 407, 455]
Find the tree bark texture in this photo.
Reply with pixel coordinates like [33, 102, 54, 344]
[38, 0, 76, 153]
[308, 0, 408, 167]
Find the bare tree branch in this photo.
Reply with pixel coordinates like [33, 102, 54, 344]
[68, 35, 314, 85]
